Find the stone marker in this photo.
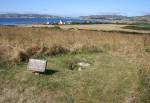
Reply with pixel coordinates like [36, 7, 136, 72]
[28, 59, 47, 72]
[77, 62, 90, 71]
[77, 62, 90, 67]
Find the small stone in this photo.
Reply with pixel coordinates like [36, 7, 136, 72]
[78, 67, 82, 71]
[77, 62, 91, 71]
[77, 62, 90, 67]
[34, 72, 39, 75]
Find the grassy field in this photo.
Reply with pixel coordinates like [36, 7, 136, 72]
[0, 26, 150, 103]
[26, 24, 150, 34]
[123, 23, 150, 31]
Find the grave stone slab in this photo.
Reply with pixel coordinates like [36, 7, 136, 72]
[28, 59, 47, 72]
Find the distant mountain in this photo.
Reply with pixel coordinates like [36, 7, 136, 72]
[80, 15, 150, 23]
[0, 13, 62, 18]
[80, 15, 128, 20]
[1, 13, 150, 23]
[131, 15, 150, 22]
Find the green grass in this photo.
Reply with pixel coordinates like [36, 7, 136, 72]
[78, 28, 150, 35]
[138, 64, 150, 103]
[123, 24, 150, 31]
[145, 46, 150, 52]
[0, 52, 141, 103]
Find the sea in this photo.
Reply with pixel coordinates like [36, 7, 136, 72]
[0, 18, 88, 25]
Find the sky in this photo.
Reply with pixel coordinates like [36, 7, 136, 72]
[0, 0, 150, 17]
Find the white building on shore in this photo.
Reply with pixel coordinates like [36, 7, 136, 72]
[58, 20, 66, 25]
[59, 20, 63, 24]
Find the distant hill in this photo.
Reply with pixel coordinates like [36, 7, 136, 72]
[0, 13, 62, 18]
[131, 15, 150, 22]
[80, 15, 150, 23]
[80, 15, 128, 20]
[1, 13, 150, 23]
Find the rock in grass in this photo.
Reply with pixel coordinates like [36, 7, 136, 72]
[77, 62, 90, 67]
[77, 62, 90, 71]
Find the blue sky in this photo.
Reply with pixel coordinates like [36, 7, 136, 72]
[0, 0, 150, 16]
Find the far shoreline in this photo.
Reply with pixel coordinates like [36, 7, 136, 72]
[1, 23, 150, 35]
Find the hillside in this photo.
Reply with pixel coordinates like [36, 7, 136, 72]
[0, 13, 61, 18]
[80, 15, 128, 20]
[80, 15, 150, 23]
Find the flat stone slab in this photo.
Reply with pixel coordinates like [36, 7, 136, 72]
[27, 59, 47, 72]
[77, 62, 90, 67]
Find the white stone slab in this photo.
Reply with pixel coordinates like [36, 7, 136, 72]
[27, 59, 47, 72]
